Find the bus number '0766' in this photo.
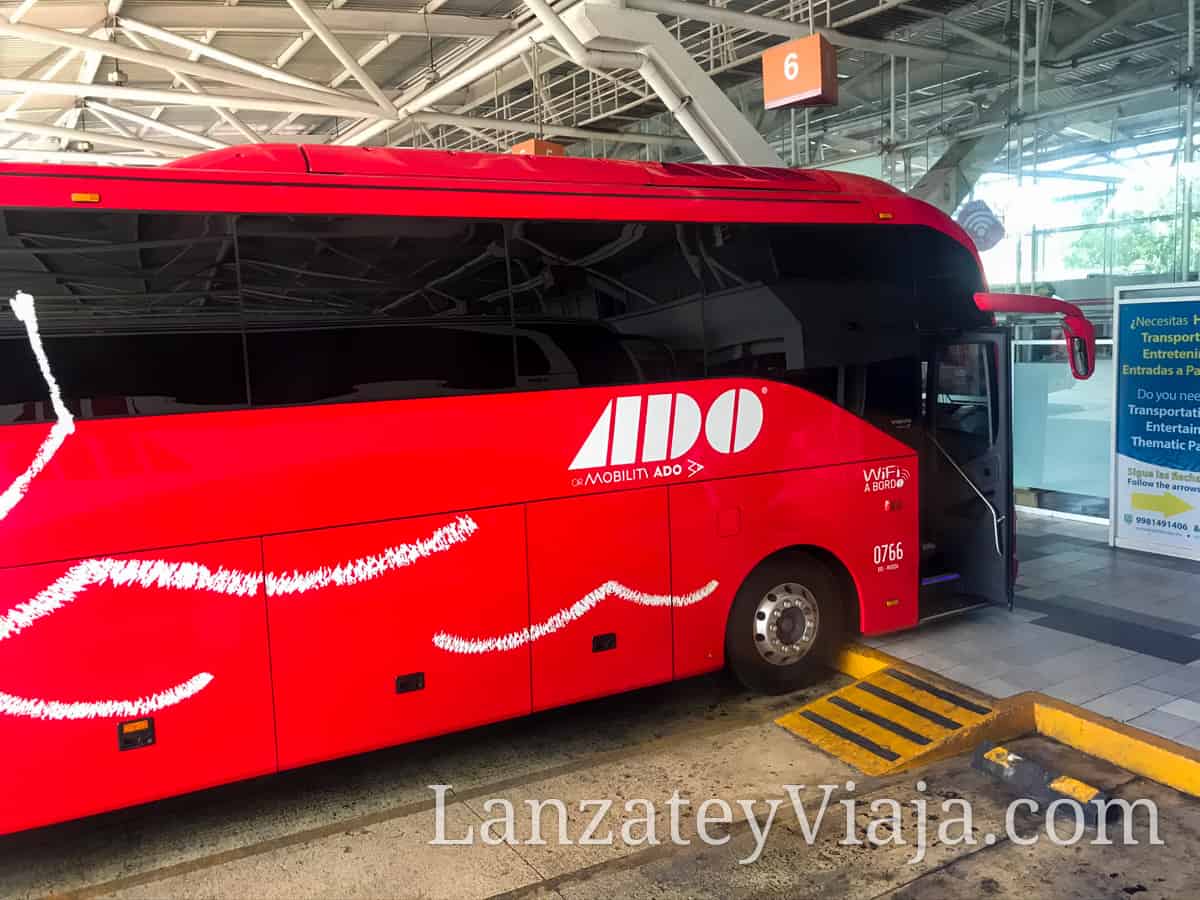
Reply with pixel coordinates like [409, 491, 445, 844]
[873, 542, 904, 565]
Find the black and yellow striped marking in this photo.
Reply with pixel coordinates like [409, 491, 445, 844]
[776, 667, 997, 775]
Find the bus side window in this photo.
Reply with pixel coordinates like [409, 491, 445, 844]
[621, 337, 678, 383]
[863, 357, 921, 427]
[934, 343, 996, 461]
[0, 209, 246, 423]
[508, 220, 705, 384]
[246, 325, 518, 406]
[236, 216, 518, 406]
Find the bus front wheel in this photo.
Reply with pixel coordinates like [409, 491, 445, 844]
[725, 555, 846, 695]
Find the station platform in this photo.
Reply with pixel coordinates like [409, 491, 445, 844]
[867, 515, 1200, 745]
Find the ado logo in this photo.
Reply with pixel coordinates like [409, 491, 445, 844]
[570, 389, 764, 471]
[863, 464, 911, 493]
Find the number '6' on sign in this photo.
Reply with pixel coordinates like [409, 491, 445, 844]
[761, 35, 839, 110]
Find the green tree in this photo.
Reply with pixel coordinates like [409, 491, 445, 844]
[1062, 180, 1179, 276]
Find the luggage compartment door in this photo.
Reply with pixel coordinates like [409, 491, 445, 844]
[527, 488, 672, 711]
[0, 539, 275, 834]
[265, 506, 530, 770]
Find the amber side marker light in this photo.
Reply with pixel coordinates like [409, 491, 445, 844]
[117, 716, 155, 751]
[71, 192, 101, 203]
[877, 211, 895, 220]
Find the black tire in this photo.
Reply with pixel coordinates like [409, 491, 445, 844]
[724, 554, 847, 695]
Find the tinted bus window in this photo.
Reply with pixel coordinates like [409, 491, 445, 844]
[0, 210, 246, 423]
[510, 321, 638, 387]
[910, 228, 988, 328]
[247, 324, 518, 406]
[236, 216, 516, 405]
[935, 342, 997, 461]
[508, 221, 703, 384]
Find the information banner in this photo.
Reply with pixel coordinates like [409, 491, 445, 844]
[1111, 286, 1200, 560]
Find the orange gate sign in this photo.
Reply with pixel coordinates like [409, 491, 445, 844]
[510, 138, 566, 157]
[761, 34, 838, 110]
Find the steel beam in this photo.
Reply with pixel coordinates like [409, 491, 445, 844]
[562, 2, 779, 164]
[0, 148, 169, 165]
[624, 0, 1010, 70]
[85, 99, 228, 149]
[0, 45, 79, 121]
[0, 19, 388, 116]
[411, 110, 691, 146]
[900, 7, 1014, 58]
[117, 17, 350, 97]
[0, 79, 394, 119]
[55, 45, 103, 132]
[0, 119, 194, 156]
[8, 0, 38, 22]
[82, 104, 145, 144]
[120, 29, 263, 143]
[283, 0, 397, 116]
[1055, 0, 1155, 60]
[1056, 0, 1146, 48]
[2, 2, 514, 37]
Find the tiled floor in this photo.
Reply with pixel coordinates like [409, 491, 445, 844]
[864, 514, 1200, 747]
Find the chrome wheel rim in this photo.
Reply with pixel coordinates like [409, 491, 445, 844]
[753, 583, 819, 666]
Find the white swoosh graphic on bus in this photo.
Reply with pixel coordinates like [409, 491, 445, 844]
[0, 674, 215, 723]
[432, 579, 720, 655]
[0, 515, 479, 720]
[0, 293, 75, 523]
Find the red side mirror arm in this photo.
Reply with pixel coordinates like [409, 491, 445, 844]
[974, 292, 1096, 380]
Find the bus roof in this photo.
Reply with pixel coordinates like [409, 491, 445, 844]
[0, 144, 981, 271]
[162, 143, 902, 195]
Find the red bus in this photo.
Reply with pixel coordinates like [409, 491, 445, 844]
[0, 145, 1094, 834]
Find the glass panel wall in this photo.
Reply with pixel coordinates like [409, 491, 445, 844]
[1012, 336, 1114, 518]
[959, 94, 1194, 521]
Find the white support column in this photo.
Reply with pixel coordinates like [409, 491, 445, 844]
[564, 1, 781, 165]
[637, 55, 731, 163]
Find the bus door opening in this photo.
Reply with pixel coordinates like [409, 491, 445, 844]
[919, 330, 1014, 620]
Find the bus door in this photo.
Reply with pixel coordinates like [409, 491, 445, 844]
[920, 330, 1014, 619]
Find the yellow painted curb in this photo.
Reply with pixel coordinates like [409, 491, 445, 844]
[829, 643, 1200, 798]
[1028, 693, 1200, 798]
